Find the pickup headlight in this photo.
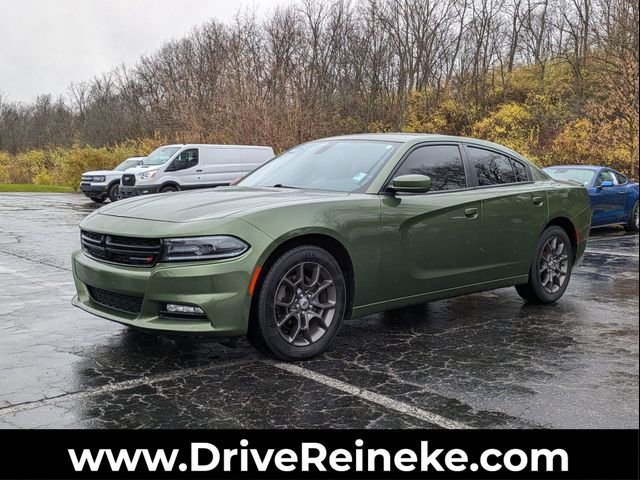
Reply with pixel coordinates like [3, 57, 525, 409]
[161, 236, 249, 261]
[138, 169, 159, 180]
[86, 175, 106, 182]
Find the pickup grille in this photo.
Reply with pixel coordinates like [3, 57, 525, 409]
[81, 230, 162, 267]
[88, 285, 143, 315]
[121, 174, 136, 186]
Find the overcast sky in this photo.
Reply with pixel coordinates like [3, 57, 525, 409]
[0, 0, 289, 103]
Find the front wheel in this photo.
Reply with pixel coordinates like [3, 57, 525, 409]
[515, 226, 574, 304]
[248, 246, 347, 361]
[624, 201, 639, 232]
[160, 185, 179, 193]
[107, 183, 119, 202]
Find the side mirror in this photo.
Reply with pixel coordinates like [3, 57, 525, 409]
[136, 159, 144, 165]
[391, 174, 431, 193]
[599, 180, 614, 188]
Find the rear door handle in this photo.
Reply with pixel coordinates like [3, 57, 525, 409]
[532, 196, 544, 206]
[195, 169, 203, 173]
[464, 207, 479, 219]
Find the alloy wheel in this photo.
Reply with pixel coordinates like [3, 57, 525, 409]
[273, 261, 337, 346]
[538, 236, 569, 294]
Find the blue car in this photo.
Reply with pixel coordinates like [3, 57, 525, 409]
[544, 165, 639, 232]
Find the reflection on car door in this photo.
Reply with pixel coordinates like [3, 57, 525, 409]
[463, 145, 549, 280]
[379, 144, 484, 299]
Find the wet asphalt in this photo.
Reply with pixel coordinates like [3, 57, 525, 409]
[0, 192, 637, 429]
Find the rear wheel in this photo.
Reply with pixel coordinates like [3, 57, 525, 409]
[107, 183, 119, 202]
[248, 246, 347, 361]
[624, 201, 639, 232]
[515, 226, 574, 304]
[160, 185, 179, 193]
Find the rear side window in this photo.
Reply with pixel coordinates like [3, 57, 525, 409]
[172, 149, 199, 171]
[614, 172, 627, 185]
[511, 159, 529, 182]
[468, 147, 516, 186]
[393, 145, 466, 191]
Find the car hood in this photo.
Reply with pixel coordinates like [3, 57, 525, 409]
[96, 186, 349, 223]
[83, 170, 122, 176]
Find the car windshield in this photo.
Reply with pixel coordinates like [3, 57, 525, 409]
[545, 168, 595, 186]
[115, 158, 140, 171]
[142, 146, 181, 166]
[238, 140, 400, 192]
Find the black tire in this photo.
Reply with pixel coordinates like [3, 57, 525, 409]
[624, 201, 639, 232]
[247, 245, 347, 361]
[515, 225, 574, 304]
[90, 196, 105, 203]
[107, 183, 119, 202]
[160, 184, 179, 193]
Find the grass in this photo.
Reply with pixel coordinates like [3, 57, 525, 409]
[0, 183, 74, 193]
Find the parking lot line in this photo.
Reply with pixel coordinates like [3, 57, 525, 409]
[0, 359, 253, 418]
[584, 249, 639, 258]
[267, 361, 470, 429]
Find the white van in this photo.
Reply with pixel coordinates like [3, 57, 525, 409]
[118, 144, 274, 198]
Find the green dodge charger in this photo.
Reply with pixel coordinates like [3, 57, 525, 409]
[72, 134, 591, 360]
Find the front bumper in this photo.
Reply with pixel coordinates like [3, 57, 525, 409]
[119, 185, 160, 198]
[71, 249, 258, 336]
[79, 183, 108, 198]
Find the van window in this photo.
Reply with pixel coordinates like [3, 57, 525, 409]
[172, 149, 199, 171]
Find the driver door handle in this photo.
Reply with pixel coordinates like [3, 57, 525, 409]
[464, 207, 479, 219]
[195, 169, 203, 172]
[533, 196, 544, 206]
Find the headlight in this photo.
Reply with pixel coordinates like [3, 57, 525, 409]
[160, 236, 249, 261]
[92, 176, 106, 182]
[138, 169, 159, 180]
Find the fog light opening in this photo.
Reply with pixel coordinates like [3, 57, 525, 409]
[160, 303, 207, 320]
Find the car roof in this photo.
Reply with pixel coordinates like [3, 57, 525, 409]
[318, 133, 530, 161]
[544, 165, 607, 171]
[160, 144, 272, 149]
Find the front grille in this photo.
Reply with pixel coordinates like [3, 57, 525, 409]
[81, 230, 162, 267]
[121, 174, 136, 186]
[88, 285, 143, 315]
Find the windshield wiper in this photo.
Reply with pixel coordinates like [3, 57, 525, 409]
[271, 184, 300, 189]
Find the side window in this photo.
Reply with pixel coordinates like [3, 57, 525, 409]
[595, 170, 615, 186]
[510, 159, 529, 182]
[173, 149, 199, 171]
[614, 172, 627, 185]
[393, 145, 466, 191]
[467, 147, 516, 185]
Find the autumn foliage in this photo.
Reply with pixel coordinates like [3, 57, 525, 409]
[0, 0, 637, 188]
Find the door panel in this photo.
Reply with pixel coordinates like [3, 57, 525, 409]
[590, 171, 625, 225]
[379, 191, 483, 299]
[474, 184, 549, 280]
[204, 148, 244, 185]
[171, 148, 202, 187]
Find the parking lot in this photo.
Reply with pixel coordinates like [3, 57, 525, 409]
[0, 192, 637, 429]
